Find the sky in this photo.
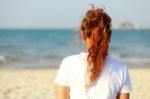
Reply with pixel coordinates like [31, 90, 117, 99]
[0, 0, 150, 29]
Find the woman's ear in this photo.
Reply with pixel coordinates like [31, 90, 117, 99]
[81, 30, 91, 50]
[80, 30, 86, 44]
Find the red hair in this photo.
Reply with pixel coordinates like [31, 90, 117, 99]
[80, 8, 112, 85]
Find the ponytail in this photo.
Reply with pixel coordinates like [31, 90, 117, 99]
[81, 8, 112, 86]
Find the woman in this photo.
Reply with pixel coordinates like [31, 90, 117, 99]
[55, 5, 132, 99]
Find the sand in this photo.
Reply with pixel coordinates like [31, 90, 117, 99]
[0, 68, 149, 99]
[0, 69, 57, 99]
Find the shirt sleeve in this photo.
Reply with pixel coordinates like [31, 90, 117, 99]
[119, 65, 132, 93]
[54, 58, 70, 86]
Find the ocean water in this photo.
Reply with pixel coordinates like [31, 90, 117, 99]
[0, 29, 150, 68]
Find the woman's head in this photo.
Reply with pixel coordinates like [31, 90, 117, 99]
[80, 6, 112, 85]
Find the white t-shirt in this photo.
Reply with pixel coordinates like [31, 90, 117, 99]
[54, 52, 132, 99]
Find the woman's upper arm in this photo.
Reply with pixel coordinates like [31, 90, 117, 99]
[117, 93, 130, 99]
[56, 84, 70, 99]
[117, 65, 132, 99]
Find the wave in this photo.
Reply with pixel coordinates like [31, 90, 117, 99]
[122, 58, 150, 63]
[110, 53, 150, 67]
[0, 55, 7, 64]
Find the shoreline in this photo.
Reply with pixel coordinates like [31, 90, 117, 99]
[0, 65, 150, 70]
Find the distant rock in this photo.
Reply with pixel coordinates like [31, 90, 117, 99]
[118, 22, 135, 29]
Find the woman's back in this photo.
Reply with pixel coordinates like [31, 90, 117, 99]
[55, 51, 132, 99]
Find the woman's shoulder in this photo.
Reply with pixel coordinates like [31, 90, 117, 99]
[63, 54, 80, 61]
[105, 55, 130, 85]
[62, 52, 85, 63]
[105, 55, 132, 93]
[63, 51, 87, 60]
[106, 55, 128, 72]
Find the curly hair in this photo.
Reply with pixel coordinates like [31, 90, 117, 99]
[80, 8, 112, 86]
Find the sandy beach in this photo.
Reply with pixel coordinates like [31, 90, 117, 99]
[0, 68, 149, 99]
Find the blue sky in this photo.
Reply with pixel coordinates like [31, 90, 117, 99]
[0, 0, 149, 29]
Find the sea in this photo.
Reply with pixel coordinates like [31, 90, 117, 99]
[0, 29, 150, 69]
